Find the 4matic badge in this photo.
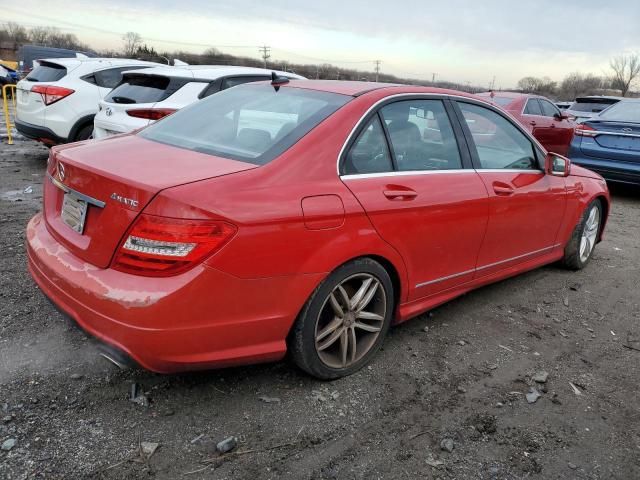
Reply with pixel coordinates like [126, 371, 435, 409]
[110, 192, 139, 208]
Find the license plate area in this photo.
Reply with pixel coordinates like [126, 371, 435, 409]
[61, 193, 88, 234]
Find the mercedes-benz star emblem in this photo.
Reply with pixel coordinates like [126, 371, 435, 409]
[57, 162, 66, 182]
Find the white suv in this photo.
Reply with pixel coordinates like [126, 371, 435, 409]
[93, 65, 305, 139]
[15, 57, 160, 145]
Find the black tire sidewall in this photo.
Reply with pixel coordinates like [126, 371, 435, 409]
[75, 124, 93, 142]
[291, 258, 394, 380]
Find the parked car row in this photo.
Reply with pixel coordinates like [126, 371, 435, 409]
[14, 57, 303, 145]
[94, 65, 305, 138]
[26, 76, 610, 379]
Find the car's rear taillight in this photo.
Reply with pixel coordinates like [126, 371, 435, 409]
[31, 85, 75, 105]
[112, 214, 236, 277]
[575, 124, 598, 137]
[126, 108, 177, 120]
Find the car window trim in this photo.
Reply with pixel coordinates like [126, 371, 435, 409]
[539, 98, 561, 118]
[338, 94, 475, 177]
[450, 99, 545, 172]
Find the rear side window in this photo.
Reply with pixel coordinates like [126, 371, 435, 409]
[344, 116, 393, 175]
[379, 100, 462, 171]
[140, 84, 350, 165]
[524, 99, 543, 115]
[105, 75, 170, 104]
[25, 62, 66, 82]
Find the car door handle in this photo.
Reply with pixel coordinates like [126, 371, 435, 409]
[529, 121, 537, 126]
[492, 182, 515, 196]
[383, 189, 418, 200]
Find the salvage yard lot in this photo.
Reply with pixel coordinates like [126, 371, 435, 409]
[1, 140, 640, 479]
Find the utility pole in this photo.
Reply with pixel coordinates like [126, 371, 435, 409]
[259, 45, 271, 69]
[374, 60, 381, 82]
[336, 70, 340, 80]
[432, 72, 438, 84]
[490, 75, 496, 90]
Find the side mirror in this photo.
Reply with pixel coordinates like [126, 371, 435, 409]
[546, 153, 571, 177]
[554, 112, 569, 121]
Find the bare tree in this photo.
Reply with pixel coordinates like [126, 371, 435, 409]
[3, 22, 29, 44]
[610, 53, 640, 97]
[559, 72, 604, 100]
[122, 32, 142, 57]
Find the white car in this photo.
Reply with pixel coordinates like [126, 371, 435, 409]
[15, 57, 160, 145]
[93, 66, 305, 139]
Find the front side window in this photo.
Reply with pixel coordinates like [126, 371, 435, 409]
[458, 102, 539, 170]
[524, 99, 543, 116]
[343, 116, 392, 175]
[140, 84, 349, 165]
[379, 100, 462, 171]
[540, 99, 560, 118]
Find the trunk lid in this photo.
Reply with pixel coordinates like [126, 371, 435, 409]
[44, 135, 258, 268]
[580, 120, 640, 162]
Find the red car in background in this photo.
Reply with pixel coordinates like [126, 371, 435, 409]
[27, 80, 609, 379]
[477, 91, 575, 156]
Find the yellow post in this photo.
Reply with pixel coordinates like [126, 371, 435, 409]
[2, 84, 16, 145]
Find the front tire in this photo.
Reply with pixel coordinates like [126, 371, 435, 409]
[289, 258, 394, 380]
[562, 199, 602, 270]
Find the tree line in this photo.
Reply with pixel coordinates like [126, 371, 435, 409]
[517, 54, 640, 100]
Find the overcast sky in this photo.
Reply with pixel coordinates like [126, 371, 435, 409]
[4, 1, 640, 87]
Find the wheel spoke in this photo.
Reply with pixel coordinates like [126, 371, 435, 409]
[354, 321, 382, 333]
[348, 327, 357, 363]
[357, 310, 384, 322]
[329, 292, 344, 318]
[316, 316, 343, 342]
[355, 280, 379, 312]
[340, 328, 348, 367]
[317, 326, 344, 351]
[336, 285, 350, 308]
[349, 277, 373, 310]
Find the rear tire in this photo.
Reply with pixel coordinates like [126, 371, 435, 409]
[562, 199, 602, 270]
[289, 258, 394, 380]
[74, 124, 93, 142]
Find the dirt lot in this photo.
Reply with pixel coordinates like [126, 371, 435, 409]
[1, 138, 639, 480]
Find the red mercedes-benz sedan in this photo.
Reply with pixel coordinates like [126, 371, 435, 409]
[27, 79, 609, 379]
[477, 91, 576, 156]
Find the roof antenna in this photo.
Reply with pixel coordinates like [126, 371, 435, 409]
[271, 71, 289, 91]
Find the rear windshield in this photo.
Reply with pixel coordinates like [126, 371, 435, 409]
[491, 97, 514, 107]
[25, 62, 66, 82]
[569, 98, 619, 113]
[105, 75, 170, 104]
[140, 84, 350, 165]
[598, 101, 640, 123]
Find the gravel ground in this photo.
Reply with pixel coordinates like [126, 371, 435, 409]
[1, 139, 639, 480]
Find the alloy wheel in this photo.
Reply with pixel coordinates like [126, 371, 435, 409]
[579, 206, 600, 263]
[314, 273, 387, 369]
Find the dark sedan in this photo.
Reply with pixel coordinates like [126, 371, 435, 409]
[569, 99, 640, 185]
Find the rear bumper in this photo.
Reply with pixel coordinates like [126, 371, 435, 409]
[15, 119, 66, 145]
[26, 212, 324, 373]
[569, 146, 640, 185]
